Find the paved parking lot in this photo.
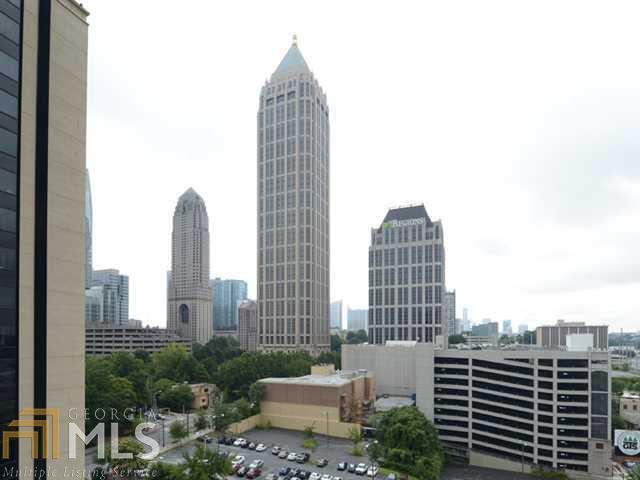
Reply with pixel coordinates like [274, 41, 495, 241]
[159, 428, 533, 480]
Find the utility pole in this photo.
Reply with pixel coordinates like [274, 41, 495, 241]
[326, 411, 330, 448]
[161, 418, 165, 448]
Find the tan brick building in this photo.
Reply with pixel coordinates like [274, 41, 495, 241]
[258, 365, 374, 438]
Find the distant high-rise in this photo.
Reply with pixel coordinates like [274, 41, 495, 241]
[167, 188, 213, 343]
[518, 323, 528, 334]
[211, 278, 248, 330]
[462, 307, 470, 332]
[472, 322, 499, 343]
[92, 269, 129, 325]
[257, 36, 330, 353]
[368, 204, 446, 346]
[502, 319, 512, 335]
[444, 290, 456, 336]
[85, 169, 93, 288]
[347, 308, 368, 331]
[238, 300, 258, 352]
[330, 300, 343, 330]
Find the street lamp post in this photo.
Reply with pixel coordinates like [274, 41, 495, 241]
[521, 442, 528, 473]
[161, 418, 165, 448]
[326, 411, 330, 448]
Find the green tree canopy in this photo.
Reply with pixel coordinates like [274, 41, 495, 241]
[375, 406, 444, 480]
[346, 330, 368, 344]
[159, 384, 194, 412]
[448, 334, 465, 345]
[169, 420, 188, 442]
[182, 444, 233, 480]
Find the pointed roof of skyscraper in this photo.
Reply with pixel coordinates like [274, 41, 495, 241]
[272, 34, 310, 79]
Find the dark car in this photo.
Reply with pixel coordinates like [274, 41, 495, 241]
[316, 459, 328, 468]
[246, 468, 262, 479]
[240, 440, 249, 449]
[279, 467, 291, 476]
[226, 437, 236, 446]
[237, 467, 248, 477]
[298, 471, 310, 480]
[347, 464, 356, 473]
[337, 462, 347, 471]
[219, 436, 227, 445]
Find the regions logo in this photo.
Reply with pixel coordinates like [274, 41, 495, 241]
[382, 218, 426, 230]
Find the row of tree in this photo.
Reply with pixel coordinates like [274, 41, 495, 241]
[86, 337, 340, 432]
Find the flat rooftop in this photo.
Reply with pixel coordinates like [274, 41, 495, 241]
[375, 396, 414, 411]
[260, 371, 368, 387]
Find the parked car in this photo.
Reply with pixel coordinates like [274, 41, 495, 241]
[266, 475, 277, 480]
[337, 463, 347, 471]
[355, 464, 367, 476]
[226, 437, 236, 446]
[256, 443, 267, 452]
[386, 474, 396, 480]
[334, 477, 342, 480]
[309, 473, 321, 480]
[298, 470, 311, 479]
[287, 452, 298, 461]
[237, 466, 248, 477]
[247, 468, 262, 479]
[298, 453, 310, 463]
[232, 456, 245, 467]
[249, 460, 264, 469]
[320, 474, 332, 480]
[279, 467, 291, 476]
[316, 459, 328, 468]
[234, 438, 246, 447]
[278, 451, 289, 459]
[272, 446, 282, 455]
[366, 466, 379, 478]
[347, 465, 356, 474]
[240, 440, 249, 449]
[248, 442, 257, 450]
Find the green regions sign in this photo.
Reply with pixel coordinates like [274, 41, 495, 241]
[382, 218, 426, 230]
[615, 430, 640, 456]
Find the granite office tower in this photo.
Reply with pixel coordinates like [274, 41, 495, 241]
[368, 205, 447, 346]
[167, 188, 213, 343]
[0, 0, 89, 476]
[257, 37, 330, 353]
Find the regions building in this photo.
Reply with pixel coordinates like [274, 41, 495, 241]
[536, 320, 608, 350]
[167, 188, 213, 343]
[347, 307, 368, 331]
[85, 324, 191, 356]
[238, 300, 258, 351]
[211, 277, 247, 330]
[368, 204, 446, 346]
[90, 268, 129, 325]
[343, 343, 612, 477]
[258, 365, 375, 437]
[257, 37, 331, 353]
[0, 0, 89, 476]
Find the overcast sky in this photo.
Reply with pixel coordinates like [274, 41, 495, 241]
[85, 1, 640, 332]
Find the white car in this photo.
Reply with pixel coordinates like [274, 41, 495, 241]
[234, 438, 246, 447]
[255, 444, 267, 452]
[321, 475, 332, 480]
[232, 455, 245, 467]
[366, 466, 379, 478]
[355, 464, 367, 475]
[287, 452, 298, 461]
[250, 460, 264, 469]
[310, 473, 322, 480]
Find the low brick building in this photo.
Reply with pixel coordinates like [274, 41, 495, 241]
[258, 365, 375, 437]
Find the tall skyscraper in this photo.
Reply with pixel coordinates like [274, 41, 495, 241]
[238, 300, 258, 351]
[0, 0, 89, 475]
[92, 268, 129, 325]
[330, 300, 343, 330]
[211, 278, 248, 330]
[85, 169, 92, 288]
[518, 323, 528, 334]
[368, 205, 446, 345]
[257, 37, 330, 353]
[347, 307, 368, 331]
[167, 188, 213, 343]
[444, 289, 456, 336]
